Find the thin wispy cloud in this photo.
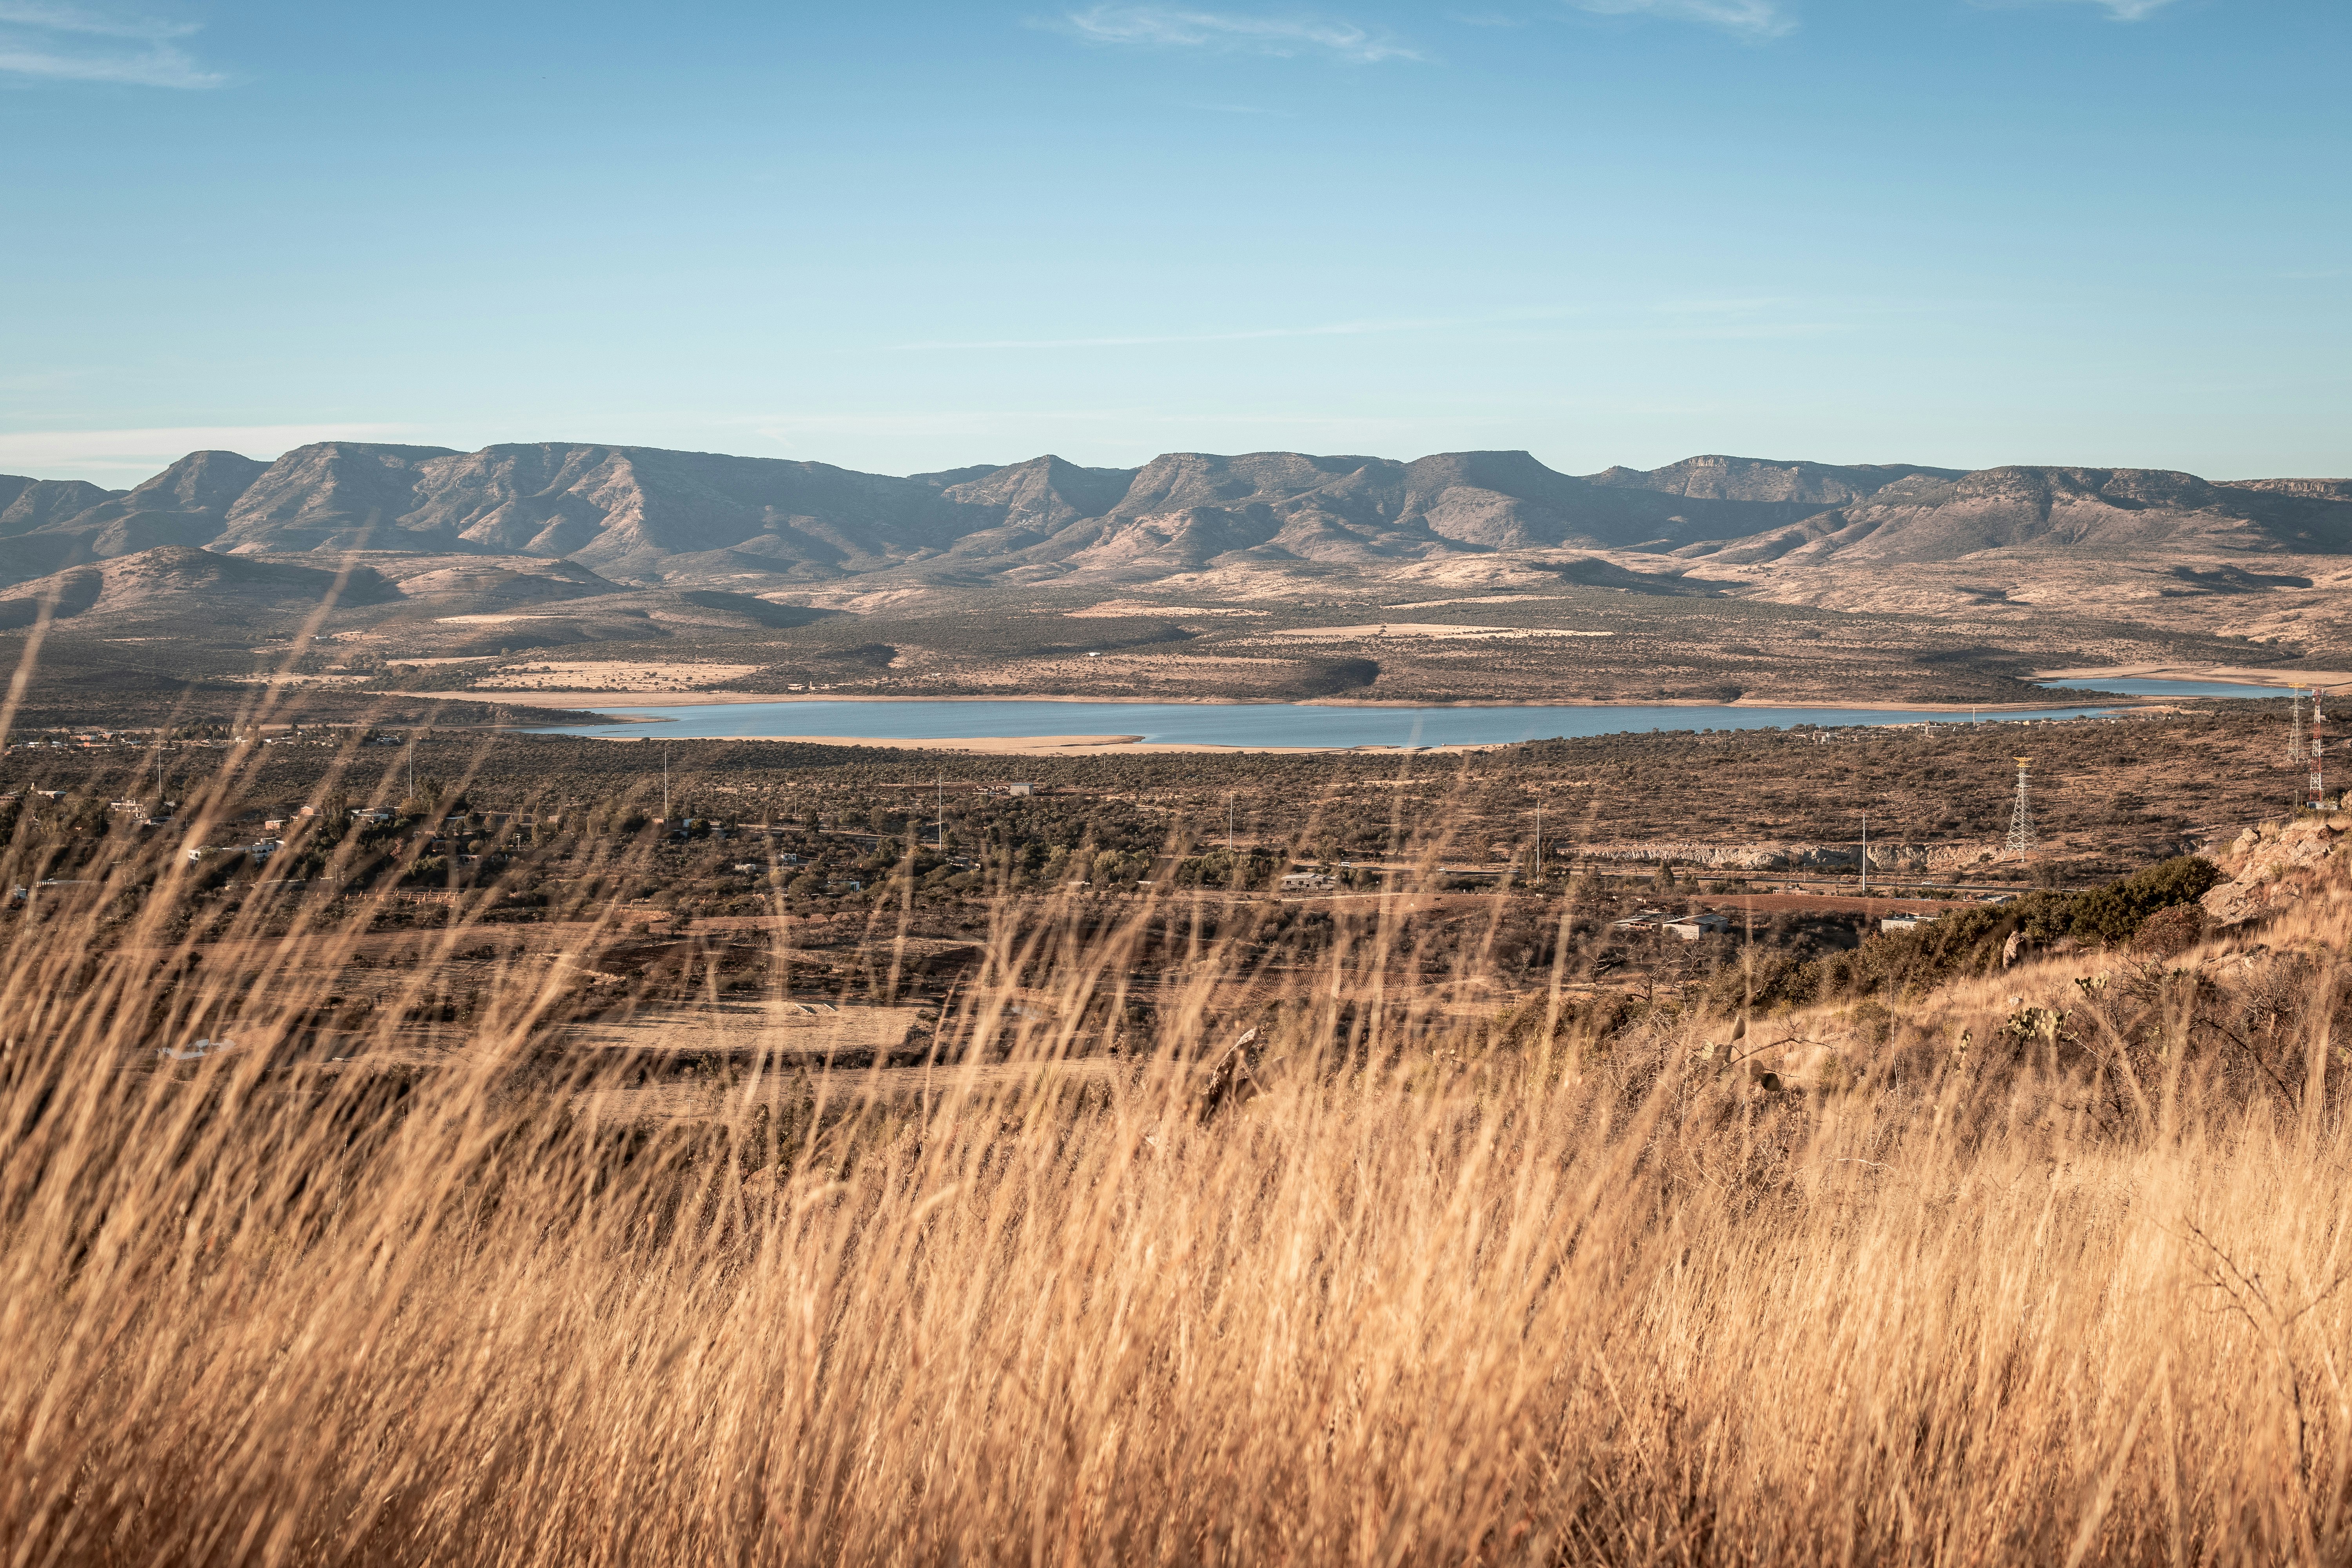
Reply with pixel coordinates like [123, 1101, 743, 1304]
[1653, 296, 1796, 315]
[1970, 0, 2180, 18]
[879, 297, 1864, 361]
[1178, 98, 1301, 114]
[885, 310, 1567, 352]
[1058, 5, 1425, 63]
[2050, 0, 2178, 16]
[883, 299, 1858, 352]
[733, 407, 1520, 453]
[1566, 0, 1793, 38]
[0, 0, 224, 87]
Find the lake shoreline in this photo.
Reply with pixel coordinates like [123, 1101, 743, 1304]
[430, 688, 2177, 715]
[507, 695, 2174, 751]
[569, 733, 1523, 756]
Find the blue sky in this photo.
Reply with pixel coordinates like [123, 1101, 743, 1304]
[2, 0, 2345, 485]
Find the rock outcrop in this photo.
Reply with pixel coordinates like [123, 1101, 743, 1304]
[1570, 839, 2002, 872]
[2199, 813, 2352, 926]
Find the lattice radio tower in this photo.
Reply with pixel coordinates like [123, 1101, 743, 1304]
[2005, 756, 2037, 859]
[2289, 688, 2307, 765]
[2310, 692, 2328, 809]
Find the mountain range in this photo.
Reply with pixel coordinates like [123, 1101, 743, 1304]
[4, 443, 2348, 601]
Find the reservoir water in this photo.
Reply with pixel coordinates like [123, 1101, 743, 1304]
[549, 697, 2149, 748]
[535, 676, 2283, 749]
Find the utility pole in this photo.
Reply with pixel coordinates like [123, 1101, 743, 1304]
[936, 775, 944, 847]
[1859, 809, 1867, 895]
[662, 741, 670, 820]
[1227, 797, 1235, 853]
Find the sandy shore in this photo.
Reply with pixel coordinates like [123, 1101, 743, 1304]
[2034, 663, 2339, 690]
[408, 682, 2222, 757]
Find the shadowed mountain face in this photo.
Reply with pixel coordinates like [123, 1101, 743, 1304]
[0, 545, 404, 629]
[0, 543, 858, 655]
[1686, 466, 2352, 566]
[0, 476, 120, 535]
[0, 443, 2346, 596]
[0, 477, 129, 583]
[31, 451, 274, 562]
[1585, 454, 1965, 506]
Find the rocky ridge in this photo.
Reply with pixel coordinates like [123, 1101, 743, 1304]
[4, 442, 2343, 597]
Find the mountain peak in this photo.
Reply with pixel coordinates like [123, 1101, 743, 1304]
[2, 441, 2344, 595]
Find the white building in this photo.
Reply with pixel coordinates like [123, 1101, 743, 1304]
[1662, 913, 1732, 941]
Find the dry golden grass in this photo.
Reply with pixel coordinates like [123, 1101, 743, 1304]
[4, 719, 2350, 1565]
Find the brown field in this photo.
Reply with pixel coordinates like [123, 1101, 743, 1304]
[465, 660, 768, 690]
[1259, 622, 1616, 641]
[5, 708, 2352, 1566]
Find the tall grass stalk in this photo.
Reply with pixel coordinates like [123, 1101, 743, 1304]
[2, 719, 2347, 1565]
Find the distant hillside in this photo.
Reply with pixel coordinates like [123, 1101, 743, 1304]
[0, 544, 850, 651]
[1584, 454, 1963, 506]
[0, 545, 401, 630]
[1685, 466, 2352, 566]
[1, 443, 2345, 598]
[0, 475, 120, 532]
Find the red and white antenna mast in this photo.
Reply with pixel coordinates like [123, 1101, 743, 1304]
[2310, 690, 2328, 810]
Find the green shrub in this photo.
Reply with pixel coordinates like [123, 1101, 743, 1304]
[2061, 855, 2222, 946]
[1722, 856, 2219, 1011]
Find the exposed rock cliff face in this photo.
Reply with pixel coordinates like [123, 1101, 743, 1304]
[211, 443, 465, 552]
[2200, 813, 2352, 926]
